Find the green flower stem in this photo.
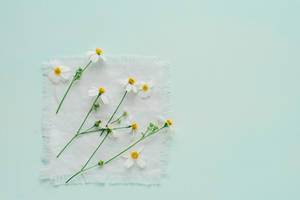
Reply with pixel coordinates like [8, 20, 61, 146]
[66, 127, 165, 183]
[77, 94, 101, 134]
[105, 127, 164, 164]
[82, 60, 92, 72]
[105, 137, 144, 164]
[82, 125, 97, 133]
[112, 125, 131, 130]
[65, 163, 98, 184]
[56, 78, 75, 114]
[56, 60, 92, 114]
[79, 125, 131, 135]
[79, 128, 108, 135]
[80, 131, 109, 170]
[107, 91, 128, 126]
[56, 133, 78, 158]
[110, 114, 125, 124]
[56, 93, 100, 158]
[80, 91, 128, 170]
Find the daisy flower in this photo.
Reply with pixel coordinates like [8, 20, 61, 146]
[129, 122, 138, 137]
[122, 146, 146, 168]
[138, 80, 154, 98]
[48, 60, 71, 84]
[88, 87, 109, 104]
[86, 48, 106, 63]
[120, 77, 138, 93]
[157, 116, 173, 134]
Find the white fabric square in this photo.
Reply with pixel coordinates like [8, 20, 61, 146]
[41, 55, 172, 185]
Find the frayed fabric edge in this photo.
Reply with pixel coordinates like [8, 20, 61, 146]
[40, 55, 174, 185]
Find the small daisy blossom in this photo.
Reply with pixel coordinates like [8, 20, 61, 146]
[122, 146, 146, 168]
[86, 48, 106, 63]
[48, 60, 71, 84]
[120, 77, 138, 93]
[138, 80, 154, 98]
[129, 122, 138, 137]
[88, 86, 109, 104]
[157, 116, 173, 135]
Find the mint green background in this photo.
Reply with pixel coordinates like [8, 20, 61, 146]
[1, 0, 300, 199]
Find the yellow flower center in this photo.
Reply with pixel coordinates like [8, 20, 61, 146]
[128, 77, 135, 85]
[96, 48, 102, 55]
[131, 151, 139, 159]
[142, 84, 149, 91]
[167, 119, 173, 126]
[54, 67, 62, 75]
[99, 87, 106, 94]
[131, 122, 138, 130]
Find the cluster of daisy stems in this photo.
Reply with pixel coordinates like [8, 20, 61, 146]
[54, 48, 173, 183]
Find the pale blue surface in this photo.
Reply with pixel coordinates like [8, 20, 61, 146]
[1, 0, 300, 199]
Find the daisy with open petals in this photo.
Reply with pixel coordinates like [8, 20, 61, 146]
[122, 146, 146, 168]
[48, 60, 71, 84]
[88, 87, 109, 104]
[138, 80, 154, 98]
[157, 116, 173, 134]
[120, 77, 138, 93]
[86, 48, 106, 63]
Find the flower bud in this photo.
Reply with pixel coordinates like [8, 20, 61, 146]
[98, 160, 104, 166]
[94, 120, 101, 127]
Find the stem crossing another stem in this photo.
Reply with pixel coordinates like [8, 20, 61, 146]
[65, 126, 165, 183]
[80, 91, 128, 170]
[56, 93, 100, 158]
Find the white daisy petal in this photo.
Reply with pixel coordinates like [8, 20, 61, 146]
[88, 87, 99, 96]
[158, 116, 166, 123]
[100, 55, 106, 62]
[129, 129, 135, 137]
[120, 79, 128, 87]
[136, 158, 146, 168]
[109, 131, 118, 138]
[126, 84, 132, 92]
[49, 60, 60, 67]
[167, 127, 173, 135]
[132, 130, 137, 137]
[86, 51, 95, 57]
[124, 158, 134, 168]
[137, 146, 144, 153]
[148, 80, 154, 88]
[132, 86, 137, 93]
[60, 73, 71, 81]
[145, 90, 152, 97]
[60, 65, 71, 72]
[139, 92, 147, 98]
[90, 54, 99, 63]
[138, 81, 145, 88]
[101, 94, 109, 104]
[48, 72, 60, 84]
[122, 153, 130, 158]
